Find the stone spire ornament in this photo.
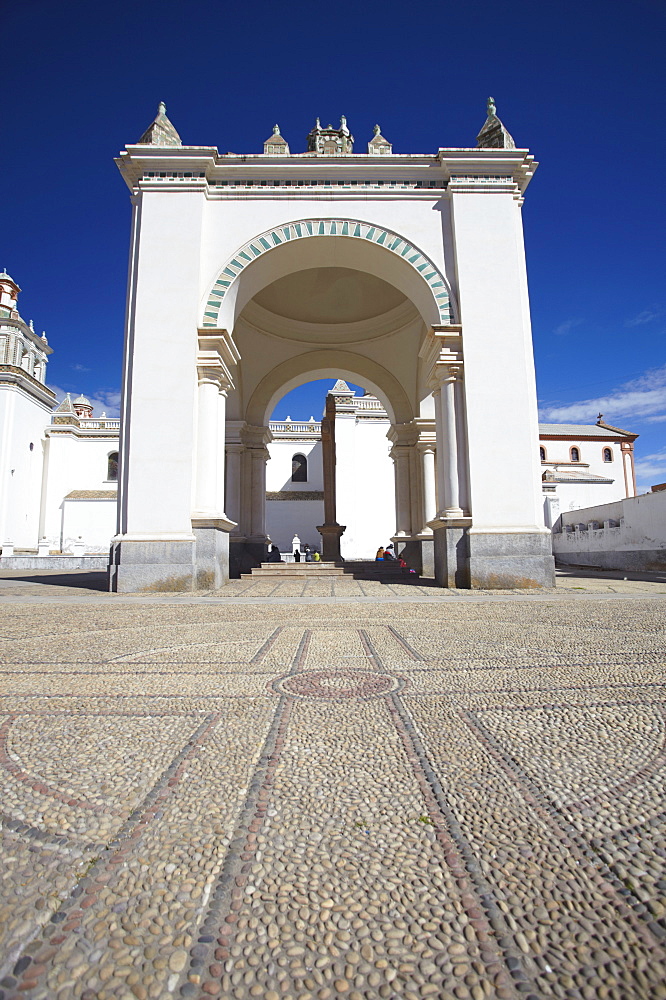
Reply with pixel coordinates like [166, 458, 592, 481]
[263, 123, 290, 155]
[137, 101, 182, 147]
[368, 123, 392, 155]
[476, 96, 516, 149]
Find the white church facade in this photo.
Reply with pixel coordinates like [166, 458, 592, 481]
[0, 103, 640, 587]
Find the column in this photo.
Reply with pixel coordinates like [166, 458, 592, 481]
[225, 443, 244, 534]
[216, 388, 228, 517]
[194, 372, 220, 515]
[250, 448, 268, 538]
[435, 366, 464, 518]
[391, 446, 411, 536]
[241, 425, 272, 542]
[421, 445, 437, 527]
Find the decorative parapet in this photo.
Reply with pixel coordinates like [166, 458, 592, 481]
[419, 325, 464, 391]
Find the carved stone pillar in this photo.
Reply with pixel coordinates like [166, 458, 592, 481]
[191, 331, 239, 589]
[317, 392, 345, 561]
[420, 444, 437, 527]
[435, 366, 464, 518]
[241, 424, 273, 543]
[194, 373, 221, 516]
[390, 445, 412, 537]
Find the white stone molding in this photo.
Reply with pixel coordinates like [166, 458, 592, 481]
[192, 331, 240, 523]
[202, 219, 453, 329]
[241, 424, 273, 541]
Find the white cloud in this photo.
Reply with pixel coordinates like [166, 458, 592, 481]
[626, 308, 661, 327]
[635, 449, 666, 491]
[71, 363, 91, 372]
[553, 318, 583, 337]
[540, 365, 666, 424]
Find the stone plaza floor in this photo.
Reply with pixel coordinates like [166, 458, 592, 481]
[0, 570, 665, 1000]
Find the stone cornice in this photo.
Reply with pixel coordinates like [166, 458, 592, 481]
[117, 143, 534, 199]
[419, 326, 464, 390]
[196, 330, 240, 391]
[0, 366, 57, 407]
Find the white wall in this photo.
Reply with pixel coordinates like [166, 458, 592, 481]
[266, 500, 324, 553]
[552, 490, 666, 572]
[451, 190, 545, 532]
[336, 415, 395, 559]
[0, 387, 52, 548]
[266, 439, 323, 491]
[61, 499, 118, 553]
[541, 437, 631, 515]
[42, 434, 118, 550]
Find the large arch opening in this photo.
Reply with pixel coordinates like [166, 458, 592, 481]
[262, 377, 397, 560]
[220, 230, 444, 576]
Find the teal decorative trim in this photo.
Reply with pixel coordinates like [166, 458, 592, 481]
[202, 219, 451, 326]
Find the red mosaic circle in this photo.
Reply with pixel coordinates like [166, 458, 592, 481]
[275, 669, 400, 700]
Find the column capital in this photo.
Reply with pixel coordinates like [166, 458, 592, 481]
[387, 420, 418, 447]
[241, 423, 273, 450]
[196, 329, 240, 392]
[419, 325, 464, 392]
[429, 362, 463, 393]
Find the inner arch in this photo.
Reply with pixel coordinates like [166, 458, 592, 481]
[245, 350, 413, 427]
[202, 219, 453, 331]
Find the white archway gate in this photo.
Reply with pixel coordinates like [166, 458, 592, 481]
[111, 116, 554, 592]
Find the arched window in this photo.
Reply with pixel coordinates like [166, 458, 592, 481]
[291, 453, 307, 482]
[603, 447, 613, 463]
[539, 446, 546, 461]
[570, 447, 580, 462]
[107, 452, 119, 481]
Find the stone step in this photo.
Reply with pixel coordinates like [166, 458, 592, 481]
[241, 562, 346, 578]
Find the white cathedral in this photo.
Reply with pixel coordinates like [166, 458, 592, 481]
[0, 104, 639, 587]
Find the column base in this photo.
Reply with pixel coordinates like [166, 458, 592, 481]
[430, 523, 556, 589]
[316, 523, 346, 562]
[229, 538, 268, 578]
[393, 538, 435, 578]
[109, 538, 197, 593]
[467, 529, 555, 589]
[109, 519, 236, 593]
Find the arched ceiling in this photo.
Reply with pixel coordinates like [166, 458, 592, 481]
[252, 267, 407, 326]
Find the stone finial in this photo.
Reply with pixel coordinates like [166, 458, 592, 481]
[137, 101, 182, 147]
[29, 319, 34, 332]
[340, 115, 349, 135]
[264, 124, 289, 155]
[597, 413, 604, 424]
[368, 123, 392, 155]
[476, 96, 516, 149]
[41, 331, 48, 343]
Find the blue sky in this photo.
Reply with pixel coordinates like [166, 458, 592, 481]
[4, 0, 664, 491]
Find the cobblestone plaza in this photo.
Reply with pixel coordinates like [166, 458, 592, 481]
[1, 574, 665, 999]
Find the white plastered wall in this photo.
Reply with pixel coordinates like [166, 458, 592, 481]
[42, 434, 118, 549]
[0, 388, 51, 548]
[117, 190, 204, 539]
[450, 190, 545, 532]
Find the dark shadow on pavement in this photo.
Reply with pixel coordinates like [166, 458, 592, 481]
[0, 571, 109, 592]
[555, 565, 666, 584]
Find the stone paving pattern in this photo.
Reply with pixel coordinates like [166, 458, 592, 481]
[0, 585, 665, 999]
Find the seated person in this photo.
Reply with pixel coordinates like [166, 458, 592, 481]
[375, 546, 385, 561]
[267, 544, 283, 563]
[383, 544, 396, 561]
